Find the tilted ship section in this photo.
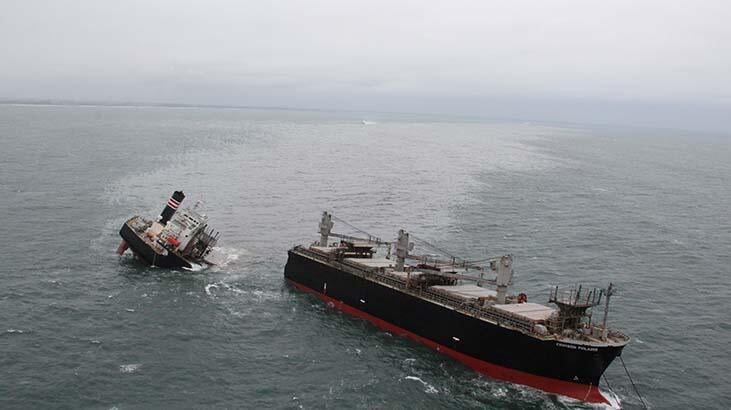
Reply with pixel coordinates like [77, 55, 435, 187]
[284, 212, 630, 404]
[117, 191, 220, 268]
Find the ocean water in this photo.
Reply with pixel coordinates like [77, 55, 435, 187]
[0, 105, 729, 409]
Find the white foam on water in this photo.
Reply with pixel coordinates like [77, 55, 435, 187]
[206, 282, 278, 304]
[491, 385, 508, 398]
[404, 376, 439, 394]
[554, 388, 622, 410]
[6, 329, 24, 334]
[250, 289, 276, 300]
[205, 283, 219, 296]
[346, 347, 363, 356]
[471, 378, 558, 406]
[216, 247, 243, 263]
[599, 390, 623, 410]
[203, 247, 246, 270]
[119, 363, 141, 373]
[183, 262, 206, 272]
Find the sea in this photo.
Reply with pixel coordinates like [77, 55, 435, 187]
[0, 104, 729, 409]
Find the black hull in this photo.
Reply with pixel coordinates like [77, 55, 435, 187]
[284, 249, 624, 404]
[119, 221, 192, 269]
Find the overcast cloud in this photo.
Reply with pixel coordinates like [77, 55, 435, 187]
[1, 1, 729, 130]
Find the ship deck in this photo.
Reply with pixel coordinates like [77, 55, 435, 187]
[125, 216, 186, 260]
[126, 216, 167, 253]
[293, 245, 630, 347]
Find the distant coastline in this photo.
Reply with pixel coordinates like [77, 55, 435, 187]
[1, 98, 726, 136]
[0, 98, 312, 112]
[0, 98, 520, 125]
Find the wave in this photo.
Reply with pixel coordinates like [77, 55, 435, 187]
[403, 375, 439, 394]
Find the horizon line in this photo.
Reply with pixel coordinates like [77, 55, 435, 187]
[0, 97, 725, 136]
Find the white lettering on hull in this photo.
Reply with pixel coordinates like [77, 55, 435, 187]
[556, 342, 598, 352]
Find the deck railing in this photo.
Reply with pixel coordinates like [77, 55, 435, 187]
[294, 246, 631, 345]
[296, 246, 538, 335]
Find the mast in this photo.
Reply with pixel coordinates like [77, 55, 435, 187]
[318, 211, 334, 247]
[601, 283, 614, 340]
[395, 229, 410, 271]
[495, 255, 513, 304]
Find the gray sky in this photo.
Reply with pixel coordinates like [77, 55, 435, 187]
[2, 1, 729, 131]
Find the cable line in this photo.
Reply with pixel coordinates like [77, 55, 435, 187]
[619, 355, 648, 409]
[409, 232, 458, 260]
[331, 214, 386, 244]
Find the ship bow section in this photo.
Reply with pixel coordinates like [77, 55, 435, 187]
[284, 246, 626, 404]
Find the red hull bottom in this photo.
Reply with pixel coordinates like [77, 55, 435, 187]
[288, 279, 612, 405]
[116, 240, 129, 255]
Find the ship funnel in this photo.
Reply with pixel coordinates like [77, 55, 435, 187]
[159, 191, 185, 225]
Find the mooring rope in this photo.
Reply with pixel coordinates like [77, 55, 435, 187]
[619, 355, 648, 409]
[602, 373, 615, 395]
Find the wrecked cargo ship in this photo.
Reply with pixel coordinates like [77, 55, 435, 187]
[117, 191, 220, 268]
[284, 212, 630, 404]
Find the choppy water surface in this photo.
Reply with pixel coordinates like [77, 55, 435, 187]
[1, 105, 729, 409]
